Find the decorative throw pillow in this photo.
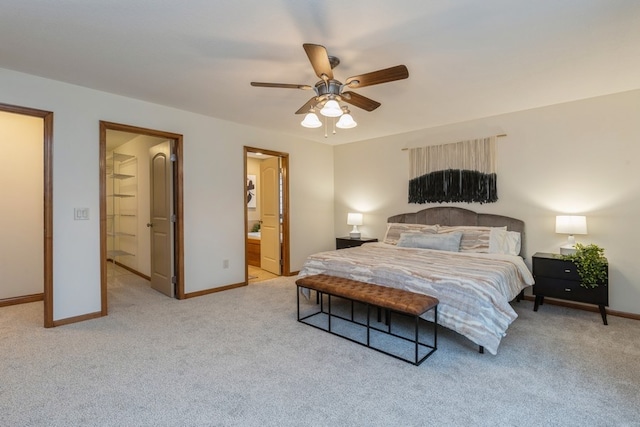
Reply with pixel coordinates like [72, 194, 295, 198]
[437, 226, 507, 253]
[383, 223, 439, 245]
[397, 232, 462, 252]
[489, 228, 521, 256]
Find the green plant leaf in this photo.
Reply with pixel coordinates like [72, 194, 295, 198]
[562, 243, 607, 288]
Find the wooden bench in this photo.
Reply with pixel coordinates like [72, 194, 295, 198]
[295, 274, 439, 365]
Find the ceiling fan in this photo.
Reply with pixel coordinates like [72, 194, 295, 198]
[250, 43, 409, 126]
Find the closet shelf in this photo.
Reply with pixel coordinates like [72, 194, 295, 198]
[108, 153, 135, 162]
[107, 150, 137, 266]
[107, 231, 136, 237]
[109, 173, 135, 180]
[107, 250, 135, 258]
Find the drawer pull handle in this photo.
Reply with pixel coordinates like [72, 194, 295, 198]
[564, 288, 572, 292]
[564, 269, 572, 273]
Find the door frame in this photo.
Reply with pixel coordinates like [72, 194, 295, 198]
[0, 103, 54, 327]
[244, 146, 291, 281]
[99, 121, 185, 314]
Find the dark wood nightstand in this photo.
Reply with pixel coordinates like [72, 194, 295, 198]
[532, 252, 608, 324]
[336, 236, 378, 250]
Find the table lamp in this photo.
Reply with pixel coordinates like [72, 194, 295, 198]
[555, 215, 587, 255]
[347, 213, 363, 239]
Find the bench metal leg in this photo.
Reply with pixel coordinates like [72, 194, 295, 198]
[434, 305, 438, 350]
[297, 286, 300, 320]
[415, 314, 420, 363]
[367, 304, 371, 346]
[328, 294, 332, 332]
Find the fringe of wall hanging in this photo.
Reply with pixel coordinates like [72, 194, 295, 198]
[408, 136, 497, 204]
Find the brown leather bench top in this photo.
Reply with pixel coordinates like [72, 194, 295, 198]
[296, 274, 438, 316]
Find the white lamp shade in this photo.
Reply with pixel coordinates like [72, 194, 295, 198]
[300, 112, 322, 128]
[555, 215, 588, 235]
[336, 113, 357, 129]
[347, 212, 363, 226]
[320, 99, 343, 117]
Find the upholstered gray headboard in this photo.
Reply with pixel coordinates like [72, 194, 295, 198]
[388, 207, 526, 256]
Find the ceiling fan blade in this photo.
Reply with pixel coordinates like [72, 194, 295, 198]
[251, 82, 312, 90]
[295, 97, 319, 115]
[341, 91, 381, 112]
[303, 43, 334, 81]
[345, 65, 409, 88]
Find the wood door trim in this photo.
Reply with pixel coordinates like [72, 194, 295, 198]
[244, 146, 290, 282]
[0, 103, 53, 327]
[99, 121, 185, 315]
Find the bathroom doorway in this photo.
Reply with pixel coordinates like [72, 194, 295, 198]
[244, 146, 290, 283]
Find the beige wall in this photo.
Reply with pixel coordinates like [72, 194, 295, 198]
[334, 89, 640, 315]
[0, 111, 44, 299]
[0, 67, 334, 322]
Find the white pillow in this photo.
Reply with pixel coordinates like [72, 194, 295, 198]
[396, 232, 462, 252]
[489, 228, 521, 256]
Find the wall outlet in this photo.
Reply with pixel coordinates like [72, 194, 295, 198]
[74, 208, 90, 220]
[223, 259, 229, 269]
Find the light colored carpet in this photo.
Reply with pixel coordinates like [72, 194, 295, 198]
[1, 271, 639, 426]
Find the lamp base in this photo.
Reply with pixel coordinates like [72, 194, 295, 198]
[349, 231, 361, 239]
[560, 244, 576, 255]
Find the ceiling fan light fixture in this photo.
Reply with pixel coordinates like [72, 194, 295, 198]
[251, 44, 408, 135]
[320, 99, 343, 117]
[336, 112, 357, 129]
[301, 112, 322, 128]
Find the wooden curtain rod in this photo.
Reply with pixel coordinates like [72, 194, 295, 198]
[401, 134, 507, 151]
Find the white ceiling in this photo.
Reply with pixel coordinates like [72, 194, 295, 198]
[1, 0, 639, 145]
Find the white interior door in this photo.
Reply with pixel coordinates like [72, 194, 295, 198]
[149, 141, 174, 297]
[260, 156, 281, 275]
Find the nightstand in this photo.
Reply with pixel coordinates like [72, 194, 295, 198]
[336, 236, 378, 250]
[532, 252, 608, 325]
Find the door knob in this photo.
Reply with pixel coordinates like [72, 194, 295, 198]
[146, 223, 153, 228]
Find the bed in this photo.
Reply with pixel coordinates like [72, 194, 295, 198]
[298, 207, 534, 355]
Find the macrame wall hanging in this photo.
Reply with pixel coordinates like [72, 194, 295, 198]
[408, 136, 497, 204]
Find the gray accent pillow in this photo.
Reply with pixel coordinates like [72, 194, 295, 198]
[396, 232, 462, 252]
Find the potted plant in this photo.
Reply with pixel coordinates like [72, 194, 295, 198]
[562, 243, 608, 288]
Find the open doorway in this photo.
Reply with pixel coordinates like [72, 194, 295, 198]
[99, 121, 185, 316]
[244, 146, 290, 283]
[0, 103, 53, 327]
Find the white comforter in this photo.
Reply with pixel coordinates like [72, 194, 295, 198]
[298, 242, 534, 355]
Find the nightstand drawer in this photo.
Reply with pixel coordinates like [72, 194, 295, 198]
[533, 277, 608, 306]
[533, 257, 580, 281]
